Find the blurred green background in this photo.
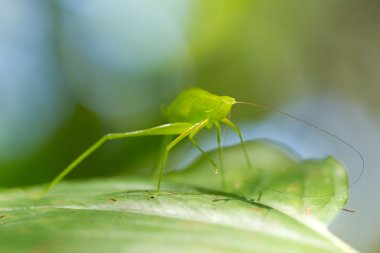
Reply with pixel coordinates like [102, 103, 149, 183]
[0, 0, 379, 252]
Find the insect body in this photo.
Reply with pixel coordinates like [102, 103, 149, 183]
[44, 88, 252, 195]
[166, 88, 235, 126]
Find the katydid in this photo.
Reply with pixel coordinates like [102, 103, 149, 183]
[44, 88, 252, 195]
[44, 88, 364, 197]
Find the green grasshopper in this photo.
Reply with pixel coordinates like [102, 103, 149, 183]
[44, 88, 364, 197]
[44, 88, 253, 195]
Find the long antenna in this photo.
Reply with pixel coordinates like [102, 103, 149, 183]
[234, 101, 365, 197]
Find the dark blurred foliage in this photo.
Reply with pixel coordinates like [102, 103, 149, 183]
[1, 1, 379, 251]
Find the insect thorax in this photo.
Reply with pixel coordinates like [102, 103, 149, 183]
[165, 88, 235, 125]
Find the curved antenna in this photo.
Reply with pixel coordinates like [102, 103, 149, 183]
[234, 101, 365, 197]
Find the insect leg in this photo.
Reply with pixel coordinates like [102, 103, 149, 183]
[214, 122, 226, 189]
[151, 135, 173, 177]
[44, 123, 193, 194]
[188, 119, 220, 175]
[221, 118, 253, 172]
[156, 125, 197, 194]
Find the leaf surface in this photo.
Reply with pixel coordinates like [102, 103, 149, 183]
[0, 141, 354, 253]
[169, 140, 349, 223]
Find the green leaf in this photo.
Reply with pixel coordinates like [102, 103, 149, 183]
[0, 178, 355, 253]
[168, 140, 349, 224]
[0, 140, 353, 252]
